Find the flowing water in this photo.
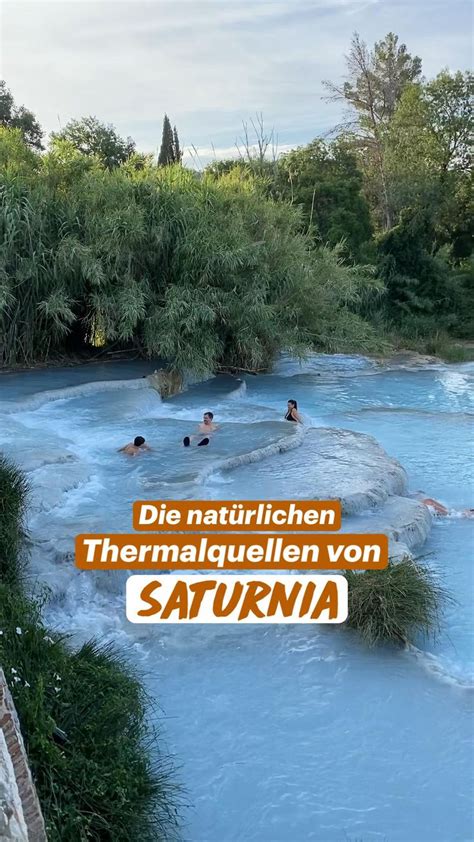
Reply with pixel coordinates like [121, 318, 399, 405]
[0, 355, 473, 842]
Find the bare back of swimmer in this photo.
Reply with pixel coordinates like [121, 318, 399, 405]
[416, 494, 474, 518]
[118, 436, 152, 456]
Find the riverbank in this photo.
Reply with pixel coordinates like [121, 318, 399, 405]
[2, 336, 473, 379]
[382, 336, 474, 364]
[0, 348, 143, 376]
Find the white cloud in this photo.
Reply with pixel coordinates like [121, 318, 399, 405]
[1, 0, 472, 154]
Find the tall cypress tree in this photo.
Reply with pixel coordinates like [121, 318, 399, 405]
[158, 114, 175, 165]
[173, 126, 182, 163]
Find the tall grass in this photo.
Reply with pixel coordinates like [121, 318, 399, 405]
[0, 455, 29, 584]
[0, 458, 180, 840]
[345, 559, 448, 647]
[0, 128, 382, 371]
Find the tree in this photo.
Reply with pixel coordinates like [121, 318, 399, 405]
[0, 127, 39, 175]
[236, 113, 277, 171]
[158, 115, 182, 165]
[387, 71, 473, 180]
[376, 208, 453, 321]
[424, 70, 473, 174]
[276, 139, 373, 260]
[370, 32, 422, 120]
[204, 137, 373, 260]
[0, 80, 43, 149]
[385, 71, 474, 257]
[0, 155, 380, 369]
[172, 126, 182, 163]
[158, 115, 173, 165]
[51, 116, 135, 169]
[325, 33, 422, 229]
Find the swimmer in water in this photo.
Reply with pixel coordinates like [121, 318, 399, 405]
[415, 493, 474, 518]
[284, 399, 302, 423]
[118, 436, 152, 456]
[183, 411, 219, 447]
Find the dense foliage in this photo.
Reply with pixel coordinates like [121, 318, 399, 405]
[0, 132, 380, 370]
[345, 559, 447, 647]
[0, 456, 28, 585]
[158, 114, 182, 166]
[206, 41, 472, 347]
[51, 116, 136, 170]
[0, 80, 43, 150]
[274, 139, 373, 261]
[0, 31, 472, 371]
[0, 457, 179, 841]
[324, 39, 472, 340]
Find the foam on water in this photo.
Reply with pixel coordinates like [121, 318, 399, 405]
[406, 644, 474, 690]
[272, 352, 378, 377]
[0, 376, 152, 413]
[1, 352, 473, 842]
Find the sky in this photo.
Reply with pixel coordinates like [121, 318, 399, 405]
[1, 0, 472, 165]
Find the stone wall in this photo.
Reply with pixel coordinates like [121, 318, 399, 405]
[147, 368, 183, 398]
[146, 367, 214, 398]
[0, 670, 47, 841]
[0, 729, 28, 842]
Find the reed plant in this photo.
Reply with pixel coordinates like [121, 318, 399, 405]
[0, 127, 382, 370]
[0, 455, 29, 584]
[0, 458, 180, 841]
[345, 559, 448, 646]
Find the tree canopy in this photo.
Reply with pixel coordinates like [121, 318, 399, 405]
[0, 130, 380, 369]
[0, 80, 43, 149]
[0, 38, 472, 371]
[275, 139, 373, 260]
[51, 116, 136, 169]
[325, 32, 422, 229]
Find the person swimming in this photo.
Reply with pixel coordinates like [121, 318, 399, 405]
[118, 436, 152, 456]
[284, 399, 301, 423]
[414, 493, 474, 518]
[183, 411, 219, 447]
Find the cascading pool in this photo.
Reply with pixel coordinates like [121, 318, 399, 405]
[1, 354, 473, 841]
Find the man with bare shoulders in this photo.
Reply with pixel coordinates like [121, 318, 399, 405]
[118, 436, 152, 456]
[183, 412, 218, 447]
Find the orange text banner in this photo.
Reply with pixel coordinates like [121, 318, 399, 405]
[132, 500, 341, 531]
[75, 532, 388, 570]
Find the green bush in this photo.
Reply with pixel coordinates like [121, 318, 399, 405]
[345, 559, 447, 647]
[378, 318, 474, 361]
[376, 209, 454, 320]
[0, 455, 29, 585]
[0, 131, 382, 371]
[0, 459, 179, 840]
[0, 586, 179, 840]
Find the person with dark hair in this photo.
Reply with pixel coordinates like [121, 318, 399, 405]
[183, 411, 218, 447]
[284, 399, 302, 423]
[118, 436, 152, 456]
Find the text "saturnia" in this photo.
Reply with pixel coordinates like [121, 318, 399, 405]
[126, 574, 348, 624]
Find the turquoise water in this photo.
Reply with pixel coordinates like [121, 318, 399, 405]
[0, 355, 473, 841]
